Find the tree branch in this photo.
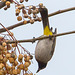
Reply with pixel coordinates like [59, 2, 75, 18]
[0, 7, 75, 33]
[6, 30, 75, 44]
[48, 7, 75, 17]
[0, 0, 13, 9]
[0, 22, 24, 33]
[0, 1, 6, 9]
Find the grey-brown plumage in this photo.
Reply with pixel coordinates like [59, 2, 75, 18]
[35, 7, 57, 73]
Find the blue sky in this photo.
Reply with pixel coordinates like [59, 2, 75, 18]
[0, 0, 75, 75]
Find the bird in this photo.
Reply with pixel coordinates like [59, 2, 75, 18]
[35, 7, 57, 73]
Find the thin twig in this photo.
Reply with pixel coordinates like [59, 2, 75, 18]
[48, 7, 75, 17]
[6, 30, 75, 44]
[0, 7, 75, 33]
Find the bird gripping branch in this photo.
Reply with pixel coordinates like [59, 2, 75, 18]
[35, 7, 57, 73]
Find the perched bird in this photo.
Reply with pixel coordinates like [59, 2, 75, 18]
[35, 7, 57, 73]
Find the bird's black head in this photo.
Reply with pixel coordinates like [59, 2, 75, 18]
[36, 61, 47, 73]
[38, 7, 50, 30]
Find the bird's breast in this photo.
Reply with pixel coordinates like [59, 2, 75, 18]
[35, 37, 54, 63]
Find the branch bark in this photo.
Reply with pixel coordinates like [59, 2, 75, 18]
[0, 0, 12, 9]
[6, 30, 75, 44]
[0, 1, 6, 9]
[0, 7, 75, 33]
[48, 7, 75, 17]
[0, 22, 24, 33]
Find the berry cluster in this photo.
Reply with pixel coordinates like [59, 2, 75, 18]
[0, 31, 33, 75]
[15, 3, 43, 24]
[2, 0, 29, 10]
[1, 0, 43, 24]
[2, 0, 43, 24]
[0, 0, 44, 74]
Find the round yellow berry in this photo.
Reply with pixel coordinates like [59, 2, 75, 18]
[6, 1, 10, 6]
[17, 16, 22, 21]
[23, 20, 27, 24]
